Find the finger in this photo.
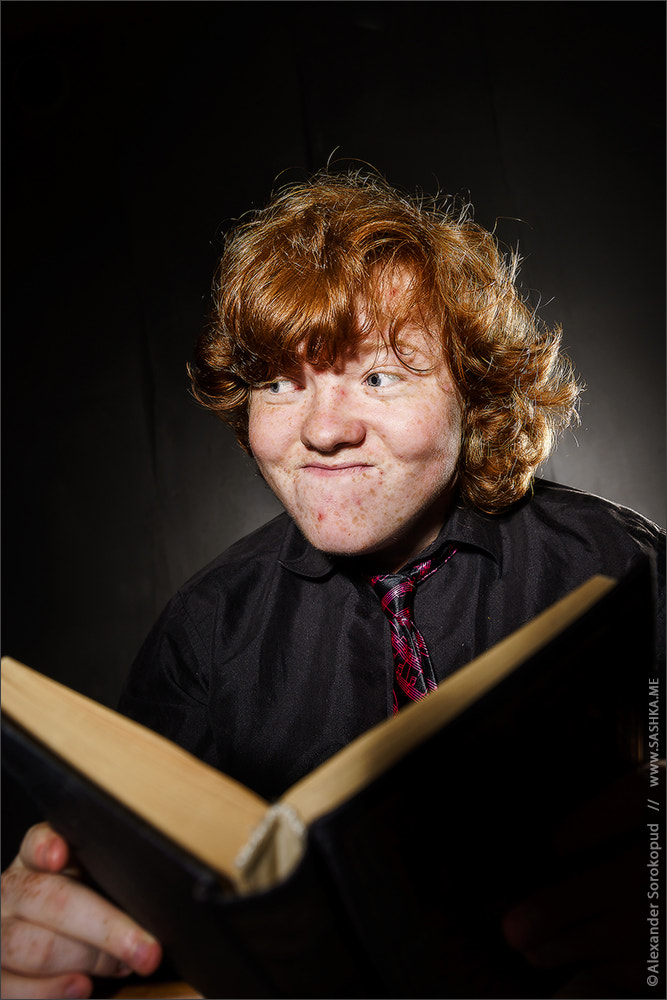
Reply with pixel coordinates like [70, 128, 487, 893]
[1, 916, 133, 979]
[0, 969, 92, 1000]
[18, 824, 71, 874]
[2, 868, 161, 975]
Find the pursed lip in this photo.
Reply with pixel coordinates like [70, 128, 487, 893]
[301, 462, 374, 475]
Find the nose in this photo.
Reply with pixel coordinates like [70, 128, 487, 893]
[300, 384, 366, 452]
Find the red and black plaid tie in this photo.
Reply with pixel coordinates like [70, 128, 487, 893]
[370, 546, 456, 715]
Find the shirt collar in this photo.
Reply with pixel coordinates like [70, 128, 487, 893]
[278, 517, 337, 579]
[438, 500, 503, 567]
[278, 496, 503, 580]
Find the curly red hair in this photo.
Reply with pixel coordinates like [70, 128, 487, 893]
[190, 170, 581, 512]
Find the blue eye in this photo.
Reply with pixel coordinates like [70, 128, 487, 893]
[365, 371, 398, 388]
[267, 379, 294, 394]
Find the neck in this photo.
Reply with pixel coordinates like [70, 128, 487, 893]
[352, 489, 456, 575]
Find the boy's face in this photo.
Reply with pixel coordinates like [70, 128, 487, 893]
[248, 304, 462, 572]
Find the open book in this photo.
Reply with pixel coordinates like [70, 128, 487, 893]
[1, 559, 655, 998]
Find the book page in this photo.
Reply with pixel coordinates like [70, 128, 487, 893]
[1, 659, 269, 884]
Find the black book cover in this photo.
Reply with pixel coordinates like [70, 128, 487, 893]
[1, 557, 658, 998]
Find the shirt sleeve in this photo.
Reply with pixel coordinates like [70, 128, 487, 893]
[117, 592, 220, 767]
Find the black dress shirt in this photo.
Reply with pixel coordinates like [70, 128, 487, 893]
[118, 479, 665, 801]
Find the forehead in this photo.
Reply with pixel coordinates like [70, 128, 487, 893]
[361, 325, 443, 367]
[290, 322, 443, 378]
[356, 266, 442, 353]
[241, 259, 444, 381]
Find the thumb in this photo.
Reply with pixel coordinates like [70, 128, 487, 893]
[19, 823, 72, 874]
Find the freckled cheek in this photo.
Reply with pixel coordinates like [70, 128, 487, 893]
[248, 407, 299, 466]
[422, 396, 462, 459]
[391, 411, 460, 466]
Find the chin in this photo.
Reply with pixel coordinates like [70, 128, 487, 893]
[301, 523, 391, 560]
[309, 534, 374, 559]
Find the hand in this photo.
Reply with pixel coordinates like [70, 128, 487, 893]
[1, 823, 162, 999]
[501, 764, 663, 998]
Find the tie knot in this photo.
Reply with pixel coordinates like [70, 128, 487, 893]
[370, 573, 416, 613]
[369, 558, 433, 613]
[368, 546, 457, 615]
[367, 546, 457, 714]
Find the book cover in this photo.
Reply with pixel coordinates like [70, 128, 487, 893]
[1, 557, 656, 998]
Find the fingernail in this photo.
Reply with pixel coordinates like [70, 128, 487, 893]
[130, 936, 159, 972]
[64, 979, 88, 999]
[46, 841, 62, 867]
[35, 840, 51, 867]
[38, 835, 62, 870]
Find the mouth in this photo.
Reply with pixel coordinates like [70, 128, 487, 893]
[301, 462, 373, 476]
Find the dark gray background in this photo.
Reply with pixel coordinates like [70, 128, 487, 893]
[3, 1, 665, 708]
